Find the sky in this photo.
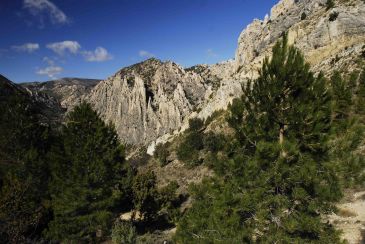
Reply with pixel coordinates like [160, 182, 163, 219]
[0, 0, 278, 83]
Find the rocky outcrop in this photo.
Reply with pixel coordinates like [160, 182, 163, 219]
[235, 0, 365, 79]
[86, 59, 211, 145]
[22, 78, 100, 113]
[148, 0, 365, 153]
[19, 0, 365, 150]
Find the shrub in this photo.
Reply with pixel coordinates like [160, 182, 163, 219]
[329, 11, 339, 21]
[203, 132, 225, 153]
[326, 0, 335, 10]
[188, 117, 204, 132]
[154, 142, 170, 167]
[301, 12, 307, 20]
[177, 118, 205, 167]
[111, 221, 137, 244]
[158, 181, 181, 223]
[132, 171, 159, 222]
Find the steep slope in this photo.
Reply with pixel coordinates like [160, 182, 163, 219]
[1, 75, 63, 124]
[86, 58, 212, 145]
[148, 0, 365, 153]
[22, 78, 100, 113]
[234, 0, 365, 79]
[18, 0, 365, 150]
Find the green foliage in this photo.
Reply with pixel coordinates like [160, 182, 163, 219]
[329, 11, 339, 21]
[330, 119, 365, 187]
[188, 117, 204, 132]
[132, 171, 159, 222]
[177, 118, 204, 167]
[330, 71, 353, 130]
[202, 132, 225, 153]
[46, 103, 130, 242]
[326, 0, 335, 10]
[301, 12, 307, 20]
[0, 80, 54, 242]
[328, 68, 365, 188]
[355, 68, 365, 117]
[158, 181, 181, 223]
[112, 221, 137, 244]
[175, 35, 342, 243]
[154, 142, 170, 167]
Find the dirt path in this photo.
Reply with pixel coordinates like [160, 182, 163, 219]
[328, 190, 365, 244]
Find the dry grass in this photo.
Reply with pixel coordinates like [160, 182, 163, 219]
[337, 208, 358, 218]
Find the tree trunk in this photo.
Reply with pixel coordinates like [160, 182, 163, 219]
[279, 124, 287, 157]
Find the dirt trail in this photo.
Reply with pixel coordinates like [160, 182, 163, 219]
[328, 190, 365, 244]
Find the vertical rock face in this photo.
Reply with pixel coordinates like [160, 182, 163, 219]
[234, 0, 365, 79]
[86, 58, 209, 145]
[16, 0, 365, 148]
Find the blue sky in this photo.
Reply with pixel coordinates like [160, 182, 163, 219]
[0, 0, 278, 83]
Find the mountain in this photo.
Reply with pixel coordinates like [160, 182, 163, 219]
[1, 75, 63, 124]
[17, 0, 365, 149]
[86, 58, 210, 145]
[22, 78, 100, 112]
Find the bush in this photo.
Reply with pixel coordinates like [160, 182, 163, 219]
[326, 0, 335, 10]
[111, 221, 137, 244]
[176, 118, 205, 167]
[132, 171, 159, 222]
[203, 132, 225, 153]
[158, 181, 181, 223]
[301, 12, 307, 20]
[188, 117, 204, 132]
[154, 142, 170, 167]
[329, 11, 339, 21]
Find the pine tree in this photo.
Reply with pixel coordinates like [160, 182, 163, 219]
[330, 71, 353, 130]
[326, 0, 335, 10]
[47, 103, 131, 242]
[0, 78, 54, 242]
[356, 67, 365, 117]
[175, 35, 342, 243]
[132, 171, 159, 222]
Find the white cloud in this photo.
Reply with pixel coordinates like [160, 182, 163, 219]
[47, 41, 81, 55]
[37, 57, 63, 79]
[83, 47, 113, 62]
[23, 0, 69, 25]
[42, 56, 55, 65]
[11, 43, 40, 53]
[37, 66, 63, 79]
[139, 50, 155, 58]
[206, 49, 218, 58]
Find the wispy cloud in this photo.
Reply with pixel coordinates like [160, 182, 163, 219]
[0, 49, 9, 57]
[11, 43, 40, 53]
[46, 41, 81, 55]
[83, 47, 113, 62]
[37, 56, 63, 79]
[139, 50, 155, 58]
[23, 0, 69, 26]
[206, 49, 218, 58]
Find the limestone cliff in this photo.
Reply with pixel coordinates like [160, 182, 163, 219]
[235, 0, 365, 79]
[19, 0, 365, 149]
[85, 58, 210, 145]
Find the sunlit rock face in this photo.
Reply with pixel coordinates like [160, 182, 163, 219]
[86, 58, 210, 145]
[235, 0, 365, 79]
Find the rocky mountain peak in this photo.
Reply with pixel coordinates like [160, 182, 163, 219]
[86, 58, 208, 145]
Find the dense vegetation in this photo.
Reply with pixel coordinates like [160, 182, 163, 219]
[0, 89, 179, 242]
[174, 36, 365, 243]
[1, 34, 364, 243]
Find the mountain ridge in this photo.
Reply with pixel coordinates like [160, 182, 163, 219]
[19, 0, 365, 149]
